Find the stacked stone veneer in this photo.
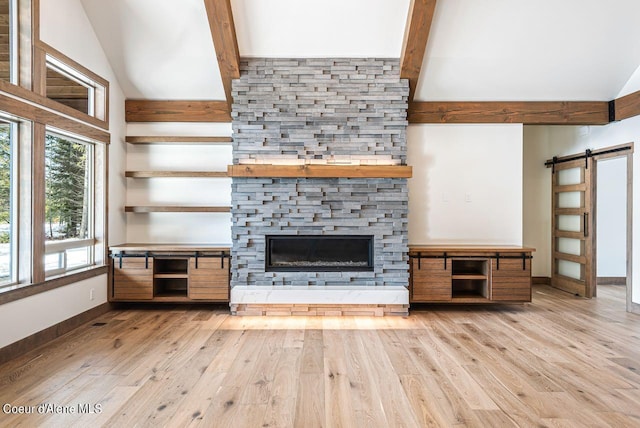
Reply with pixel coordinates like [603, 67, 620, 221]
[231, 58, 409, 288]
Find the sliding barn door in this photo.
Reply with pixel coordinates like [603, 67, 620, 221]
[551, 157, 596, 297]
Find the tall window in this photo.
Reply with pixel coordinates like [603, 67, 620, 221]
[44, 132, 95, 276]
[0, 120, 15, 285]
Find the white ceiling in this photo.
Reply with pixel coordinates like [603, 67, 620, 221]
[80, 0, 224, 100]
[417, 0, 640, 101]
[79, 0, 640, 102]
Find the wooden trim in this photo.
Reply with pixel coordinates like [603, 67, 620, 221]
[408, 101, 611, 125]
[31, 123, 45, 283]
[597, 277, 626, 286]
[614, 90, 640, 121]
[125, 100, 231, 122]
[125, 171, 228, 178]
[125, 206, 231, 213]
[532, 276, 551, 285]
[400, 0, 437, 102]
[553, 230, 584, 240]
[553, 251, 586, 265]
[0, 302, 111, 365]
[35, 40, 109, 89]
[554, 208, 583, 216]
[204, 0, 240, 111]
[30, 0, 39, 43]
[227, 164, 413, 178]
[554, 183, 587, 193]
[125, 136, 232, 144]
[0, 81, 110, 143]
[625, 151, 636, 313]
[0, 266, 108, 305]
[31, 43, 46, 96]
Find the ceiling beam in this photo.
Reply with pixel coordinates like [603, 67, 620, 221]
[400, 0, 437, 103]
[408, 101, 611, 125]
[125, 100, 231, 122]
[204, 0, 241, 111]
[613, 90, 640, 121]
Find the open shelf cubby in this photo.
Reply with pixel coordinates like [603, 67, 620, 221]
[153, 278, 188, 298]
[153, 257, 188, 275]
[451, 259, 489, 299]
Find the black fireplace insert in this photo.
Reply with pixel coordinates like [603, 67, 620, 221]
[265, 235, 374, 272]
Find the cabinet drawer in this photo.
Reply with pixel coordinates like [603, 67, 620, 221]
[410, 257, 451, 302]
[113, 257, 154, 300]
[491, 277, 531, 301]
[492, 259, 531, 278]
[411, 258, 450, 276]
[188, 257, 229, 301]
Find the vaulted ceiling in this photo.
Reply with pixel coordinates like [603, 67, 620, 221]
[79, 0, 640, 114]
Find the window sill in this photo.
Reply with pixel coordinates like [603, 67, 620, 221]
[0, 265, 108, 305]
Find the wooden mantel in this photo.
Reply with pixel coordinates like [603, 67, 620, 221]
[226, 164, 413, 178]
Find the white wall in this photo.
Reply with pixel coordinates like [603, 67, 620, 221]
[597, 157, 627, 277]
[125, 123, 233, 244]
[523, 126, 552, 276]
[0, 0, 127, 349]
[523, 116, 640, 305]
[407, 124, 523, 245]
[0, 275, 107, 349]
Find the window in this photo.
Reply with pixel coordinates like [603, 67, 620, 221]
[46, 65, 92, 115]
[44, 51, 108, 122]
[44, 131, 95, 276]
[0, 119, 16, 285]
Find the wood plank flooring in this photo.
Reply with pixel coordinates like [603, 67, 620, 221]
[1, 284, 640, 427]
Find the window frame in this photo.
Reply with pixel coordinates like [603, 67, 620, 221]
[33, 40, 109, 129]
[0, 117, 18, 287]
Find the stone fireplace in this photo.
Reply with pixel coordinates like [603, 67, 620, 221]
[229, 58, 409, 315]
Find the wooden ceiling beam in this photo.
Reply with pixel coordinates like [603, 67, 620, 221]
[400, 0, 437, 103]
[613, 90, 640, 121]
[125, 100, 231, 122]
[408, 101, 611, 125]
[204, 0, 240, 111]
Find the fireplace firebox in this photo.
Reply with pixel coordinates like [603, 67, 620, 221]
[265, 235, 374, 272]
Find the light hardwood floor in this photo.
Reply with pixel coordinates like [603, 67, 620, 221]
[1, 284, 639, 427]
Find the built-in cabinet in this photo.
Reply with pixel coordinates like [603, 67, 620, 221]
[409, 246, 534, 303]
[110, 244, 230, 303]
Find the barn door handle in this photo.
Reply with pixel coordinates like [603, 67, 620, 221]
[583, 213, 588, 237]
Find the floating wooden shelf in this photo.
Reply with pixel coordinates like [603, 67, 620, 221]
[125, 206, 231, 213]
[125, 171, 229, 178]
[452, 274, 487, 280]
[125, 136, 232, 144]
[110, 243, 230, 252]
[154, 273, 189, 279]
[227, 164, 413, 178]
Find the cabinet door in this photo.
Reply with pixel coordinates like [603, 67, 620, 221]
[189, 257, 229, 301]
[411, 257, 451, 302]
[491, 257, 531, 302]
[113, 257, 153, 300]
